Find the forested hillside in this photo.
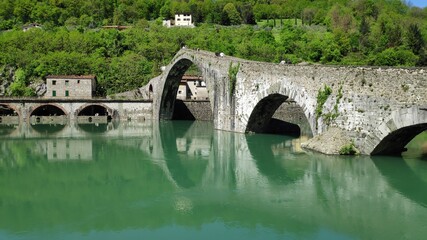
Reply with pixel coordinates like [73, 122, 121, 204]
[0, 0, 426, 96]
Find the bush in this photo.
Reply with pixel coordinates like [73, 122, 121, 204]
[339, 141, 359, 155]
[371, 47, 418, 66]
[315, 84, 332, 120]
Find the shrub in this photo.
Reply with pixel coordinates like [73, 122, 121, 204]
[339, 141, 359, 155]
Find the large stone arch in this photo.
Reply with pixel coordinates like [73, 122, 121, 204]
[244, 82, 317, 136]
[154, 55, 212, 120]
[365, 106, 427, 155]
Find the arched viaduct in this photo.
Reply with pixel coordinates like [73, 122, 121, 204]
[0, 99, 152, 124]
[141, 49, 427, 155]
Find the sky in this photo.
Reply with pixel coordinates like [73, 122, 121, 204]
[409, 0, 427, 8]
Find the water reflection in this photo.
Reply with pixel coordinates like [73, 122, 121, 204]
[373, 156, 427, 207]
[0, 124, 18, 136]
[77, 123, 109, 133]
[246, 134, 309, 184]
[31, 123, 66, 134]
[0, 121, 427, 240]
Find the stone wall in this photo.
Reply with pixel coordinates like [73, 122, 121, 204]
[173, 100, 212, 121]
[273, 101, 313, 136]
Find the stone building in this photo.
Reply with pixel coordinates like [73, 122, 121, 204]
[176, 75, 208, 100]
[45, 75, 96, 99]
[163, 14, 194, 28]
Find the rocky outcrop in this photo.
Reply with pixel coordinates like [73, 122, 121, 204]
[301, 128, 359, 155]
[34, 83, 47, 97]
[0, 65, 15, 96]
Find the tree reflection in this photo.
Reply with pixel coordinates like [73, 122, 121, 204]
[372, 156, 427, 207]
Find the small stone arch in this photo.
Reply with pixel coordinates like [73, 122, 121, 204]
[30, 104, 67, 117]
[367, 106, 427, 155]
[148, 84, 153, 100]
[29, 104, 68, 124]
[75, 103, 114, 121]
[0, 104, 20, 123]
[0, 104, 19, 116]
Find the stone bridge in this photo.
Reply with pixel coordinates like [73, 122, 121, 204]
[140, 48, 427, 155]
[0, 99, 152, 123]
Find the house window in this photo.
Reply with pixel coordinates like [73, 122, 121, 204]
[52, 80, 56, 85]
[52, 90, 56, 97]
[65, 90, 69, 97]
[65, 80, 69, 86]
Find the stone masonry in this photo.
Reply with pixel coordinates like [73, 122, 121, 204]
[143, 48, 427, 155]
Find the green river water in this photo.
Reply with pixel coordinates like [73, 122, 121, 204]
[0, 121, 426, 240]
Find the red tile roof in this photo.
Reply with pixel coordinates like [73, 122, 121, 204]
[46, 75, 96, 79]
[182, 75, 202, 80]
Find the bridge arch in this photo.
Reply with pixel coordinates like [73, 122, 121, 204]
[0, 104, 19, 116]
[368, 107, 427, 155]
[246, 94, 289, 133]
[244, 83, 316, 136]
[158, 56, 212, 120]
[30, 104, 67, 117]
[29, 104, 67, 124]
[0, 104, 20, 124]
[76, 103, 114, 121]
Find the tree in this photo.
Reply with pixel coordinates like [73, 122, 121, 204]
[359, 16, 371, 51]
[239, 2, 256, 25]
[223, 3, 241, 25]
[371, 47, 418, 66]
[406, 23, 425, 55]
[13, 0, 33, 23]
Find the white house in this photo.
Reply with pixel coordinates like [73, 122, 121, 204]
[22, 23, 42, 31]
[175, 14, 193, 26]
[163, 14, 195, 28]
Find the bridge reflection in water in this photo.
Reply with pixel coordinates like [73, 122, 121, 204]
[0, 121, 426, 239]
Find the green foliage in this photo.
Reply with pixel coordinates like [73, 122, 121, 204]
[315, 84, 332, 120]
[339, 141, 359, 155]
[7, 68, 35, 97]
[228, 62, 240, 96]
[322, 85, 343, 125]
[222, 3, 241, 26]
[406, 23, 425, 55]
[370, 47, 418, 66]
[0, 0, 426, 97]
